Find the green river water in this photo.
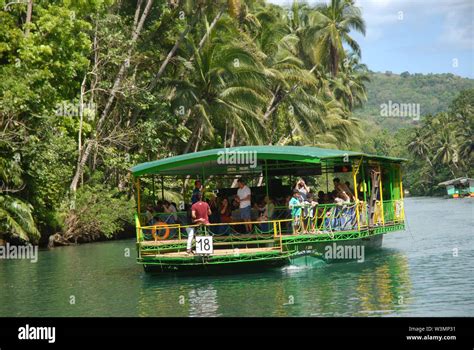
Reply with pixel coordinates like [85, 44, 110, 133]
[1, 197, 473, 317]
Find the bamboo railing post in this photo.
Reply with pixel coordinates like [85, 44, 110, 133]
[361, 162, 368, 226]
[136, 178, 141, 220]
[352, 158, 362, 232]
[399, 164, 405, 221]
[378, 165, 385, 226]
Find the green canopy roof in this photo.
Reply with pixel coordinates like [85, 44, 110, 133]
[131, 145, 405, 177]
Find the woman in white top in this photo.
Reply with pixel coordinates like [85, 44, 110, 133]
[294, 178, 310, 201]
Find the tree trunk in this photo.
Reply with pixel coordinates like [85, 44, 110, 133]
[70, 140, 96, 192]
[183, 123, 198, 154]
[131, 6, 224, 125]
[69, 0, 154, 194]
[190, 7, 225, 62]
[193, 125, 203, 152]
[261, 65, 318, 136]
[77, 74, 87, 168]
[148, 9, 202, 90]
[230, 127, 236, 147]
[330, 44, 338, 76]
[25, 0, 33, 36]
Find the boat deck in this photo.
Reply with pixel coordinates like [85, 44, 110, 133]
[143, 247, 279, 258]
[139, 233, 276, 247]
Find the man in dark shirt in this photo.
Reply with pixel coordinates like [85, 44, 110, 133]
[191, 180, 204, 204]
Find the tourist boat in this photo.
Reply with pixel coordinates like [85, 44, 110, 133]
[131, 146, 406, 273]
[438, 177, 474, 198]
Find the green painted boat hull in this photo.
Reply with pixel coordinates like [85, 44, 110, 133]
[138, 225, 405, 273]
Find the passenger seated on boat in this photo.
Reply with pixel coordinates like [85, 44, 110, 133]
[215, 197, 232, 235]
[317, 191, 325, 204]
[325, 192, 332, 203]
[254, 197, 270, 232]
[254, 198, 265, 218]
[345, 181, 355, 201]
[163, 200, 178, 224]
[333, 178, 353, 201]
[219, 197, 232, 223]
[208, 195, 220, 222]
[155, 200, 164, 213]
[289, 189, 303, 234]
[145, 203, 156, 225]
[229, 197, 237, 210]
[186, 193, 211, 255]
[332, 194, 354, 230]
[264, 196, 275, 221]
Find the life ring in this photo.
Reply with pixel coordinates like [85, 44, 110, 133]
[151, 222, 170, 240]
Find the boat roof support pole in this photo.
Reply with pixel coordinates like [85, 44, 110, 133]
[352, 157, 363, 231]
[325, 161, 329, 193]
[201, 165, 205, 200]
[378, 164, 385, 226]
[161, 175, 164, 201]
[136, 177, 141, 219]
[398, 164, 405, 221]
[361, 159, 368, 226]
[264, 159, 269, 199]
[152, 175, 156, 205]
[361, 161, 368, 202]
[389, 165, 394, 201]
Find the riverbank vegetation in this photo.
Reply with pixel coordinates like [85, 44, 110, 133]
[0, 0, 472, 245]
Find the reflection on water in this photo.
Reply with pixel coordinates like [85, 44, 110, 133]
[188, 285, 220, 317]
[135, 250, 411, 317]
[1, 197, 472, 317]
[355, 251, 411, 316]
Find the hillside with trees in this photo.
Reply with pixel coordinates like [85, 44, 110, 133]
[354, 71, 474, 131]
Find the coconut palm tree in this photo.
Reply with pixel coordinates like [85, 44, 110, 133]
[432, 128, 459, 177]
[250, 3, 341, 145]
[330, 52, 369, 111]
[312, 0, 366, 76]
[169, 36, 269, 151]
[408, 129, 434, 168]
[252, 3, 324, 144]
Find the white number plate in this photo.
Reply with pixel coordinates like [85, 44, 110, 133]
[195, 236, 213, 255]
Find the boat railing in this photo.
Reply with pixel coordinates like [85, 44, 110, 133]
[382, 199, 405, 224]
[135, 199, 406, 246]
[135, 215, 292, 252]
